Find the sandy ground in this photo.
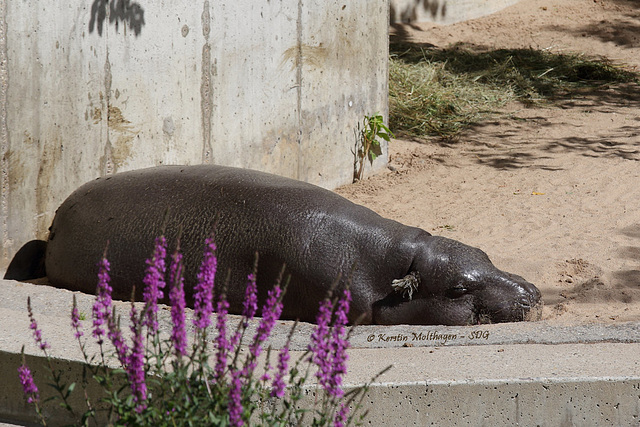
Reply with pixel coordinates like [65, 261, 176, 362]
[338, 0, 640, 325]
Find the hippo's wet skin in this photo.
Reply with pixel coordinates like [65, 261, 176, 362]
[5, 165, 542, 325]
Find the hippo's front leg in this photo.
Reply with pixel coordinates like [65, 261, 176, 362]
[371, 292, 476, 326]
[370, 292, 428, 325]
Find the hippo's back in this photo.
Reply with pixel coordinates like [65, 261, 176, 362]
[45, 165, 410, 316]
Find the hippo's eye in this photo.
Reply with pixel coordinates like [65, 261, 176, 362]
[446, 286, 468, 299]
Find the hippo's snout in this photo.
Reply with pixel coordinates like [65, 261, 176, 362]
[507, 273, 542, 308]
[515, 299, 533, 310]
[515, 282, 543, 321]
[518, 285, 541, 308]
[482, 275, 543, 323]
[522, 280, 542, 302]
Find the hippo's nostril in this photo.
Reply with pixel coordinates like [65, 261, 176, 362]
[517, 280, 542, 305]
[532, 286, 542, 301]
[527, 283, 542, 300]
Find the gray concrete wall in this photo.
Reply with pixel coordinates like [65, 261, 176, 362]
[390, 0, 522, 24]
[0, 0, 389, 268]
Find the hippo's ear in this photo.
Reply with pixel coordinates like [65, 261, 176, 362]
[391, 271, 420, 300]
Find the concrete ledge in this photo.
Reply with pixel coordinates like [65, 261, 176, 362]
[2, 280, 640, 425]
[348, 376, 640, 425]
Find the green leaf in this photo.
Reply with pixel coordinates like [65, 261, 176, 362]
[378, 123, 393, 135]
[377, 132, 391, 142]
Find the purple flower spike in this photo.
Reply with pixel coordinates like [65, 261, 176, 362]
[142, 236, 167, 335]
[71, 296, 83, 339]
[243, 285, 283, 377]
[260, 364, 271, 383]
[335, 403, 349, 427]
[309, 288, 352, 400]
[228, 368, 244, 427]
[242, 272, 258, 324]
[93, 256, 113, 345]
[107, 311, 129, 366]
[193, 236, 217, 330]
[270, 345, 290, 398]
[308, 298, 332, 390]
[230, 271, 259, 348]
[329, 289, 351, 399]
[129, 303, 147, 412]
[214, 295, 230, 379]
[257, 285, 283, 343]
[169, 249, 187, 357]
[18, 364, 39, 404]
[27, 297, 49, 351]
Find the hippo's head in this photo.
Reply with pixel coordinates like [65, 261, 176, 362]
[374, 236, 542, 325]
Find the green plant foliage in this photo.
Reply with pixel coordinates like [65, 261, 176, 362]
[18, 238, 389, 427]
[356, 114, 394, 181]
[389, 42, 639, 138]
